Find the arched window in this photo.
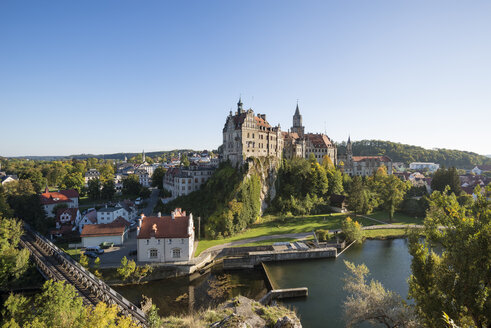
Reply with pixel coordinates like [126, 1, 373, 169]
[149, 248, 158, 259]
[172, 248, 181, 259]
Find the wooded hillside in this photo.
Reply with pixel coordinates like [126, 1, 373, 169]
[337, 140, 490, 168]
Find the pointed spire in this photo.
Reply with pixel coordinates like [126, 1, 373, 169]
[295, 100, 300, 116]
[237, 96, 243, 113]
[347, 135, 351, 144]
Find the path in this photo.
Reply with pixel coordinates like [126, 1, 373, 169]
[196, 231, 314, 259]
[143, 188, 159, 216]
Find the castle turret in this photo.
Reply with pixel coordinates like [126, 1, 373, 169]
[291, 103, 305, 137]
[237, 97, 243, 114]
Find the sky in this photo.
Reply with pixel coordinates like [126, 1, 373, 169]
[1, 1, 490, 157]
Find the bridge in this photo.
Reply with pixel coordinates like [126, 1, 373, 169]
[19, 225, 148, 327]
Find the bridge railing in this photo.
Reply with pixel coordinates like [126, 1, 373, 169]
[24, 224, 147, 323]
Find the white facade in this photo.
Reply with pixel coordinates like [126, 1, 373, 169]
[97, 206, 129, 224]
[163, 166, 215, 197]
[409, 162, 440, 172]
[82, 234, 126, 248]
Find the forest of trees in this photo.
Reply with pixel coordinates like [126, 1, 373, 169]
[337, 139, 490, 168]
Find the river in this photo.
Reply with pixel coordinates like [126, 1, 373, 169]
[115, 239, 412, 327]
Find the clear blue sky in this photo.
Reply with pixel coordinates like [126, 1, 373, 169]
[1, 1, 490, 157]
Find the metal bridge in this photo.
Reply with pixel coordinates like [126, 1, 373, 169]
[19, 225, 148, 327]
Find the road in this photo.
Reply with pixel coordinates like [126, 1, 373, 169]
[142, 187, 159, 216]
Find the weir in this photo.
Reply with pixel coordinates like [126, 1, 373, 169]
[259, 262, 308, 305]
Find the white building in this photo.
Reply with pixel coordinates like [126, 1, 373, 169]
[77, 209, 97, 233]
[80, 219, 128, 247]
[409, 162, 440, 172]
[135, 168, 150, 187]
[163, 165, 215, 197]
[136, 209, 194, 263]
[84, 169, 101, 185]
[1, 175, 18, 185]
[471, 165, 491, 175]
[39, 187, 79, 218]
[97, 205, 129, 224]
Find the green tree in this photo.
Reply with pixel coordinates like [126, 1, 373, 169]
[0, 186, 13, 218]
[431, 167, 462, 195]
[343, 261, 419, 327]
[101, 179, 116, 200]
[122, 175, 141, 196]
[380, 175, 410, 221]
[87, 178, 101, 201]
[181, 154, 190, 167]
[408, 186, 490, 328]
[347, 176, 366, 216]
[79, 253, 89, 268]
[117, 256, 151, 283]
[0, 218, 30, 287]
[61, 172, 84, 191]
[326, 168, 344, 195]
[342, 217, 364, 243]
[99, 162, 115, 182]
[151, 166, 166, 189]
[19, 168, 46, 193]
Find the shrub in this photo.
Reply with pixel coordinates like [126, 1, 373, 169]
[342, 217, 364, 244]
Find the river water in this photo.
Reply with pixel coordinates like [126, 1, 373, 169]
[115, 239, 412, 327]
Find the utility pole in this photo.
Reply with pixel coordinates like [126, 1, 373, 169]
[198, 217, 201, 240]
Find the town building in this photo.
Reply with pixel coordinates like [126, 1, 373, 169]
[338, 137, 393, 176]
[76, 209, 97, 233]
[80, 218, 129, 247]
[97, 205, 129, 224]
[134, 168, 150, 187]
[84, 169, 101, 185]
[163, 165, 216, 197]
[471, 165, 491, 175]
[222, 98, 283, 165]
[409, 162, 440, 172]
[136, 209, 194, 263]
[49, 207, 81, 239]
[221, 100, 337, 166]
[1, 174, 18, 185]
[40, 187, 79, 217]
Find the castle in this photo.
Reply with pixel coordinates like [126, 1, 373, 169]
[222, 99, 337, 165]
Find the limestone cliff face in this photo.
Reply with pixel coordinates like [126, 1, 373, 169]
[245, 156, 281, 213]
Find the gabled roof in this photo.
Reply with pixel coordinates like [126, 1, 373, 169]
[305, 133, 334, 148]
[254, 116, 271, 128]
[40, 189, 79, 205]
[82, 210, 97, 224]
[81, 223, 125, 237]
[56, 207, 79, 221]
[352, 155, 392, 162]
[137, 214, 191, 239]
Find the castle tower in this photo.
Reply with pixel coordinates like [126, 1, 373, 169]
[237, 97, 243, 114]
[291, 103, 305, 137]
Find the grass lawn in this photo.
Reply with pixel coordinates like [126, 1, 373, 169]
[363, 228, 409, 239]
[55, 242, 83, 261]
[195, 213, 376, 256]
[232, 236, 314, 248]
[363, 211, 424, 225]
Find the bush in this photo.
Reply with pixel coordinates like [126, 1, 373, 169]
[342, 217, 364, 244]
[316, 229, 332, 242]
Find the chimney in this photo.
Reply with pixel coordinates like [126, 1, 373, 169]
[157, 212, 161, 217]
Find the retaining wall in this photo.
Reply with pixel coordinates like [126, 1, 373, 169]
[223, 247, 337, 269]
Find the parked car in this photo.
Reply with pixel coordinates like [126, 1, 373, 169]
[100, 242, 114, 249]
[84, 251, 98, 259]
[85, 246, 104, 254]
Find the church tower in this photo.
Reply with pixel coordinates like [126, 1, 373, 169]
[346, 136, 353, 165]
[142, 150, 146, 163]
[291, 103, 305, 137]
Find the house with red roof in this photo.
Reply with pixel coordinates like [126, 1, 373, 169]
[49, 207, 81, 239]
[80, 218, 129, 247]
[136, 208, 194, 263]
[338, 137, 393, 176]
[40, 186, 79, 217]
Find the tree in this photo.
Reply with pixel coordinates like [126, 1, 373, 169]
[326, 168, 344, 195]
[61, 172, 84, 191]
[79, 253, 89, 268]
[87, 178, 101, 201]
[19, 168, 46, 193]
[322, 155, 335, 170]
[1, 280, 140, 328]
[181, 154, 190, 167]
[99, 162, 115, 183]
[347, 176, 366, 216]
[122, 175, 141, 196]
[341, 217, 364, 244]
[101, 180, 115, 200]
[151, 166, 166, 189]
[0, 186, 13, 218]
[117, 256, 152, 283]
[431, 167, 461, 195]
[408, 186, 490, 328]
[0, 218, 30, 287]
[380, 175, 410, 221]
[343, 261, 419, 328]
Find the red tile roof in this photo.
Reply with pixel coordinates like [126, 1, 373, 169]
[137, 214, 192, 239]
[56, 207, 79, 223]
[352, 155, 392, 162]
[305, 133, 334, 148]
[254, 116, 271, 128]
[40, 189, 79, 205]
[81, 224, 125, 237]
